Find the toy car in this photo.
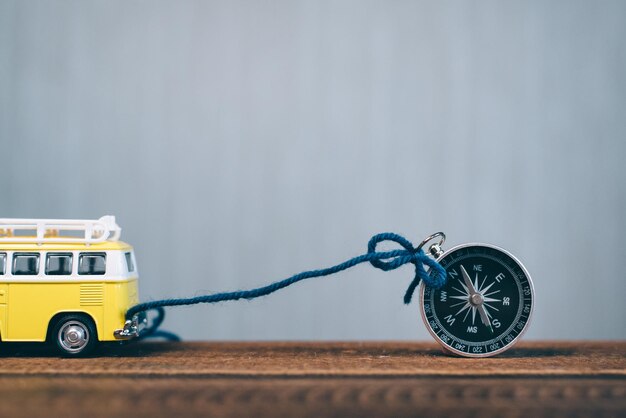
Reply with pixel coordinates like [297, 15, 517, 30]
[0, 216, 142, 356]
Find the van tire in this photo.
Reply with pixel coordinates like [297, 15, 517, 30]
[51, 314, 97, 357]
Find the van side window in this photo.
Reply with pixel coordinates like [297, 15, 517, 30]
[78, 253, 106, 275]
[13, 253, 40, 275]
[125, 252, 135, 273]
[0, 253, 5, 275]
[46, 253, 73, 276]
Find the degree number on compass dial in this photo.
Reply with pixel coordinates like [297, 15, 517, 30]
[420, 243, 534, 357]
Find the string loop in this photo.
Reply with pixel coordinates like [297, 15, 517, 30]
[366, 233, 447, 303]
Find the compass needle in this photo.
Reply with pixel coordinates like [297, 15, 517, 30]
[478, 305, 491, 326]
[479, 306, 494, 334]
[460, 265, 478, 295]
[458, 282, 469, 294]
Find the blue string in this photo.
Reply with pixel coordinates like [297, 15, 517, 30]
[126, 233, 447, 331]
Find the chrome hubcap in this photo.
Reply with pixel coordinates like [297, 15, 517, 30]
[58, 321, 89, 353]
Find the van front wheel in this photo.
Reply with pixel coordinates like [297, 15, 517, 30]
[52, 314, 97, 357]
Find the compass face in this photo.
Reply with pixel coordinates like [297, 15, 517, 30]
[420, 243, 534, 357]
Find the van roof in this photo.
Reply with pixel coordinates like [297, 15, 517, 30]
[0, 216, 130, 249]
[0, 240, 134, 252]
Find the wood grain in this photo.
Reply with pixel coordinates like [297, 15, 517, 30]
[0, 341, 623, 418]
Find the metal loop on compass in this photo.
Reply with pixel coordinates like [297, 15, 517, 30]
[416, 232, 446, 256]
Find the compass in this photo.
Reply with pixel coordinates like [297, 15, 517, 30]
[419, 240, 534, 357]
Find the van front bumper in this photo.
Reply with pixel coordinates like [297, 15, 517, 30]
[113, 312, 147, 340]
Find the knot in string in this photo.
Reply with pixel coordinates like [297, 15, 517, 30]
[367, 233, 447, 304]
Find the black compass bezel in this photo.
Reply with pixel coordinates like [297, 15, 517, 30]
[419, 242, 534, 358]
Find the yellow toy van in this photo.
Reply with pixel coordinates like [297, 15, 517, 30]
[0, 216, 142, 356]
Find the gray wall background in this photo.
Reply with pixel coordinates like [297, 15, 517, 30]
[1, 0, 625, 341]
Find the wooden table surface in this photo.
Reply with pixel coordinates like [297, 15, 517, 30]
[0, 341, 624, 418]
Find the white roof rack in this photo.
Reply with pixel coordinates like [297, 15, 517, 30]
[0, 215, 122, 245]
